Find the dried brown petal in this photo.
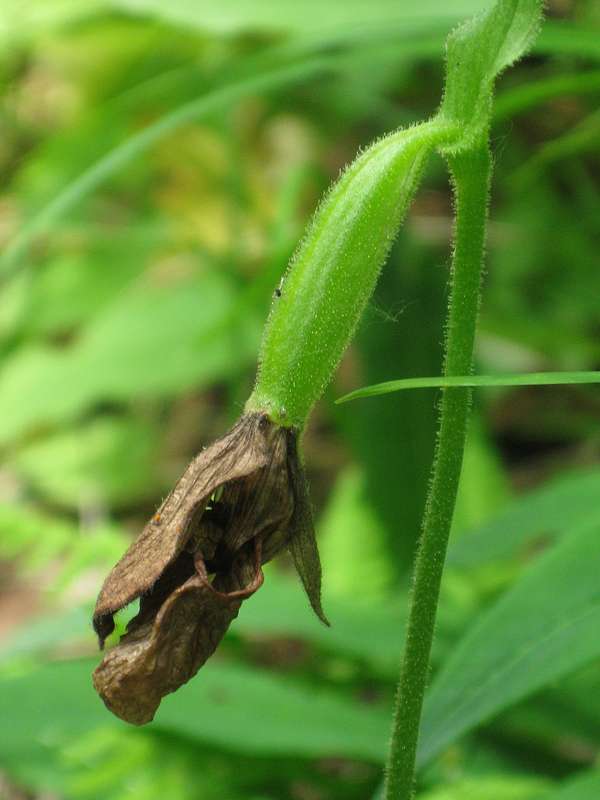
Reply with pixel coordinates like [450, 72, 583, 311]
[92, 412, 328, 724]
[93, 414, 287, 645]
[93, 546, 263, 725]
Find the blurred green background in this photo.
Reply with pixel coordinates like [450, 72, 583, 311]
[1, 1, 600, 798]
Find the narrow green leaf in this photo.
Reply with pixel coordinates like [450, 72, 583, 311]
[535, 21, 600, 61]
[337, 371, 600, 403]
[515, 109, 600, 184]
[109, 0, 487, 36]
[448, 466, 600, 569]
[417, 517, 600, 767]
[0, 57, 330, 278]
[494, 70, 600, 122]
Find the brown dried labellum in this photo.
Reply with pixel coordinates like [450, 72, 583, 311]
[92, 413, 327, 725]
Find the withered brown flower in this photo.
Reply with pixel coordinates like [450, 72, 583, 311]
[92, 412, 327, 725]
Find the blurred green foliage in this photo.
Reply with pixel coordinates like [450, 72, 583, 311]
[0, 0, 599, 798]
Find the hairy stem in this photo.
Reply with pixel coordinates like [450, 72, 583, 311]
[384, 144, 492, 799]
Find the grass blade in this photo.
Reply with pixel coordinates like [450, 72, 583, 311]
[418, 517, 600, 767]
[0, 56, 330, 280]
[337, 371, 600, 403]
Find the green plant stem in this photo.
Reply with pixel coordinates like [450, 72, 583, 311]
[384, 144, 492, 799]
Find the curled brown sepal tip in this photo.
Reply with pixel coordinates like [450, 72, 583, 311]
[92, 412, 327, 725]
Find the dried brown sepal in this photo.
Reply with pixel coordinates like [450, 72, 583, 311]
[93, 414, 287, 645]
[92, 412, 328, 724]
[286, 433, 329, 626]
[93, 545, 263, 725]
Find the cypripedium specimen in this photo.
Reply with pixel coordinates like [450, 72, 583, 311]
[93, 6, 543, 798]
[93, 414, 324, 724]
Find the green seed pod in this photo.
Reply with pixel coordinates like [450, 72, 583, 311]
[247, 120, 450, 428]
